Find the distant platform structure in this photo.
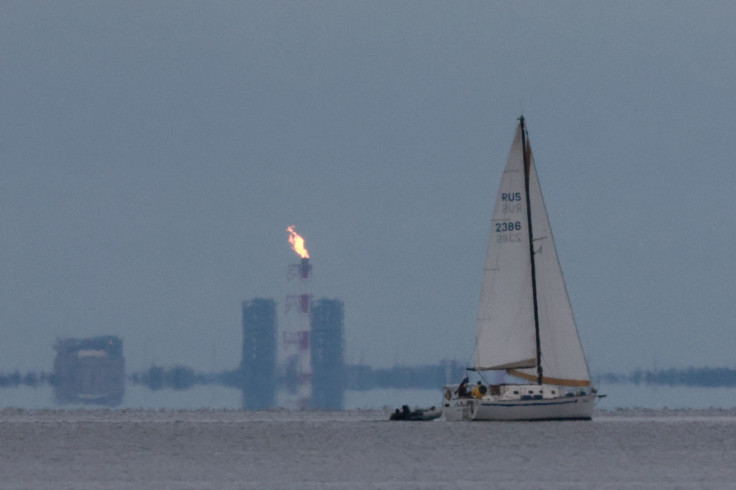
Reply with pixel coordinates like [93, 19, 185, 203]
[240, 298, 278, 409]
[53, 336, 125, 406]
[311, 299, 345, 410]
[239, 294, 345, 410]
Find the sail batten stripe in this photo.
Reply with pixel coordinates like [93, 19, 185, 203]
[475, 358, 537, 371]
[507, 369, 590, 387]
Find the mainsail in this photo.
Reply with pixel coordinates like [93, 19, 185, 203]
[473, 120, 590, 387]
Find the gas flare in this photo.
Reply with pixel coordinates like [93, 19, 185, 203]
[286, 225, 310, 259]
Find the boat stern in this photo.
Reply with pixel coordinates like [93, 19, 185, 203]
[442, 398, 477, 421]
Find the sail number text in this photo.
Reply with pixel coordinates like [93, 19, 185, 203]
[502, 203, 523, 214]
[495, 221, 522, 243]
[495, 221, 522, 232]
[498, 195, 523, 243]
[497, 233, 522, 243]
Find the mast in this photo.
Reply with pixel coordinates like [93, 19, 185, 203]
[520, 116, 543, 385]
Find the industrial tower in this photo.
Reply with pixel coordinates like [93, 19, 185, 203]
[281, 257, 313, 409]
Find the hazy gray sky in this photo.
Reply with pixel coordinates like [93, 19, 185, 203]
[2, 1, 735, 375]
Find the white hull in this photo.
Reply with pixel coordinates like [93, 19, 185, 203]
[443, 393, 595, 422]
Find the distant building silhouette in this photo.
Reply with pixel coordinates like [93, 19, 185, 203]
[310, 299, 345, 409]
[240, 298, 277, 409]
[52, 336, 125, 406]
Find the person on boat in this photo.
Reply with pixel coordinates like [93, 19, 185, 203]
[471, 381, 485, 399]
[455, 376, 469, 398]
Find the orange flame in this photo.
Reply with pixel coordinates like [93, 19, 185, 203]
[286, 225, 310, 259]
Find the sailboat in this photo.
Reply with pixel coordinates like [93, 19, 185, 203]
[443, 117, 598, 421]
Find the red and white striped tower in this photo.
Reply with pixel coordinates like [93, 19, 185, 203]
[282, 226, 312, 409]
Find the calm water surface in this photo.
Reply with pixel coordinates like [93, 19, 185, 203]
[1, 408, 735, 489]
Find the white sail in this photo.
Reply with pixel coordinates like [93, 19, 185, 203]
[474, 125, 537, 370]
[474, 120, 590, 387]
